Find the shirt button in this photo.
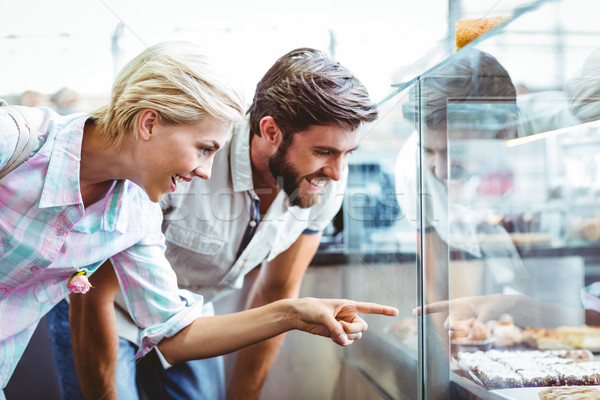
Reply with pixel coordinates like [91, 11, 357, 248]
[249, 220, 257, 228]
[30, 266, 40, 272]
[186, 240, 194, 247]
[0, 288, 6, 294]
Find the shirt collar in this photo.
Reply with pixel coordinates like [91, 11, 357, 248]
[102, 179, 130, 233]
[39, 114, 87, 208]
[229, 120, 254, 193]
[38, 114, 130, 233]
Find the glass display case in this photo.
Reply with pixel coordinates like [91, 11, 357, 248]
[341, 0, 600, 398]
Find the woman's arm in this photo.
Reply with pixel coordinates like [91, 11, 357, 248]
[159, 297, 398, 364]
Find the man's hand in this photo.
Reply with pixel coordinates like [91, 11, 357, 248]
[70, 260, 121, 400]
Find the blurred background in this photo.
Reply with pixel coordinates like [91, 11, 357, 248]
[0, 0, 448, 109]
[2, 0, 553, 111]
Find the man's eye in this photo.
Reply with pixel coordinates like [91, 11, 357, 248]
[315, 150, 330, 156]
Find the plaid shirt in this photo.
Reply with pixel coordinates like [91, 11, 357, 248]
[0, 106, 203, 388]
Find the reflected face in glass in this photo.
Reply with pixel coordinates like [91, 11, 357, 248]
[269, 124, 358, 208]
[424, 124, 515, 184]
[423, 125, 449, 182]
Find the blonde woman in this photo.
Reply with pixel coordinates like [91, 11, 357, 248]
[0, 42, 398, 399]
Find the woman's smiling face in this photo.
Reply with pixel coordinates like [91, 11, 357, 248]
[137, 113, 230, 202]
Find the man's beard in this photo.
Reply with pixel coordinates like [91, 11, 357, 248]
[268, 142, 329, 208]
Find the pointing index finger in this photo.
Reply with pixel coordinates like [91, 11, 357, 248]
[354, 301, 399, 316]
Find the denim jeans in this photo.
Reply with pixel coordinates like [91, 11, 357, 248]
[118, 339, 226, 400]
[46, 300, 85, 400]
[48, 299, 226, 400]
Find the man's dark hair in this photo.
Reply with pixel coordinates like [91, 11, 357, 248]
[404, 49, 517, 130]
[248, 48, 378, 139]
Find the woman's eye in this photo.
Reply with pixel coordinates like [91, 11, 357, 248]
[200, 147, 213, 156]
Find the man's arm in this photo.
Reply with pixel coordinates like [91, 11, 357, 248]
[69, 260, 121, 400]
[227, 232, 322, 400]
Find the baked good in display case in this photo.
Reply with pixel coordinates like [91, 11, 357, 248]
[455, 16, 509, 49]
[538, 386, 600, 399]
[489, 314, 523, 348]
[450, 314, 522, 353]
[557, 326, 600, 349]
[449, 316, 600, 394]
[522, 326, 600, 351]
[522, 327, 572, 350]
[456, 349, 599, 389]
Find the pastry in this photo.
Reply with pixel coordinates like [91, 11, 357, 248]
[457, 349, 599, 389]
[539, 386, 600, 400]
[489, 314, 522, 347]
[455, 16, 509, 49]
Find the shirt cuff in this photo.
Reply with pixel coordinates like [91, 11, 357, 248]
[582, 283, 600, 312]
[302, 229, 321, 235]
[154, 347, 174, 370]
[134, 293, 204, 361]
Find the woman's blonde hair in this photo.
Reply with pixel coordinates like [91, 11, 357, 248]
[90, 41, 244, 148]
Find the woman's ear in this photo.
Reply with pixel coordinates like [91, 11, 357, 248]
[138, 109, 159, 141]
[259, 116, 283, 146]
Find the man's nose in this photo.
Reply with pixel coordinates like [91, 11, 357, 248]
[322, 156, 344, 181]
[434, 154, 448, 181]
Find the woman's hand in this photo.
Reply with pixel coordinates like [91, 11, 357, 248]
[290, 298, 399, 346]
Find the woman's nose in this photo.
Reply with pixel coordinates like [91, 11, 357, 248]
[194, 160, 213, 180]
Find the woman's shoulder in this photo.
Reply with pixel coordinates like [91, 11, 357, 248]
[0, 107, 21, 169]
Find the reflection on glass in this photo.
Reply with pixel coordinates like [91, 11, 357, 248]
[343, 0, 600, 398]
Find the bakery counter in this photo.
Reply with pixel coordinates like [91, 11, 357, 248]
[347, 329, 419, 399]
[313, 248, 417, 267]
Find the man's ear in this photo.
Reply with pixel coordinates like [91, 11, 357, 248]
[259, 116, 283, 146]
[138, 109, 159, 141]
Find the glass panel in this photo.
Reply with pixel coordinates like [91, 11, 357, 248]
[341, 85, 420, 399]
[427, 0, 600, 398]
[343, 0, 600, 398]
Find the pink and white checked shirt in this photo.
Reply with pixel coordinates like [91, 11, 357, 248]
[0, 106, 204, 388]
